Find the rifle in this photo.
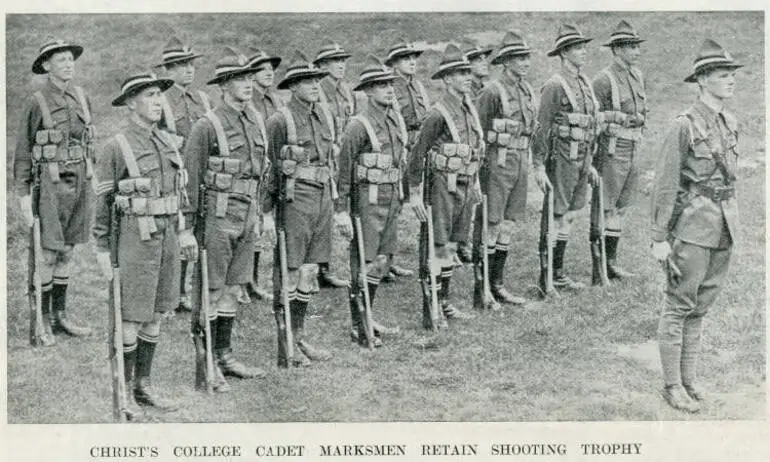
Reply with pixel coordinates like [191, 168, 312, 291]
[275, 147, 294, 368]
[107, 205, 129, 421]
[353, 216, 375, 349]
[480, 194, 491, 305]
[417, 149, 440, 331]
[590, 176, 610, 285]
[543, 182, 556, 295]
[28, 170, 47, 346]
[192, 185, 215, 392]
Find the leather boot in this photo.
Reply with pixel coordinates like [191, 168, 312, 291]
[440, 274, 475, 320]
[50, 284, 92, 337]
[590, 238, 607, 286]
[491, 250, 525, 304]
[32, 290, 56, 347]
[248, 252, 274, 301]
[318, 262, 349, 288]
[681, 315, 705, 402]
[662, 384, 701, 413]
[606, 235, 635, 279]
[122, 346, 143, 421]
[472, 263, 500, 311]
[194, 318, 230, 392]
[553, 240, 585, 291]
[214, 316, 265, 378]
[134, 339, 178, 412]
[292, 299, 328, 364]
[177, 261, 192, 312]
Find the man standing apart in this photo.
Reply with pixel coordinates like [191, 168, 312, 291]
[474, 30, 537, 308]
[532, 24, 600, 296]
[382, 37, 430, 282]
[409, 44, 482, 328]
[184, 48, 270, 391]
[266, 52, 338, 366]
[246, 46, 284, 302]
[15, 37, 94, 345]
[651, 40, 742, 413]
[94, 70, 196, 413]
[155, 36, 209, 312]
[591, 20, 648, 283]
[336, 55, 407, 347]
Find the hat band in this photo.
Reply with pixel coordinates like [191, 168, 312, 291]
[388, 45, 418, 60]
[215, 64, 249, 76]
[359, 68, 393, 81]
[554, 33, 584, 49]
[283, 67, 320, 81]
[498, 44, 530, 55]
[121, 75, 159, 94]
[316, 48, 349, 61]
[437, 60, 470, 73]
[39, 42, 73, 55]
[694, 56, 736, 70]
[610, 32, 639, 41]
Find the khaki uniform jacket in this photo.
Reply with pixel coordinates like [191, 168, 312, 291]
[592, 59, 648, 156]
[159, 83, 209, 142]
[651, 99, 739, 249]
[337, 98, 408, 212]
[392, 72, 430, 132]
[14, 79, 94, 249]
[252, 86, 284, 121]
[532, 68, 597, 168]
[319, 75, 356, 135]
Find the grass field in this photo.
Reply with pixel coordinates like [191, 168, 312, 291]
[4, 11, 765, 423]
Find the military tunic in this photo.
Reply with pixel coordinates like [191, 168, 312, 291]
[266, 97, 337, 268]
[651, 99, 738, 319]
[476, 72, 537, 222]
[593, 59, 648, 209]
[14, 79, 94, 251]
[533, 68, 598, 215]
[93, 119, 184, 322]
[319, 75, 356, 136]
[469, 76, 487, 101]
[409, 91, 483, 246]
[159, 83, 210, 144]
[184, 103, 269, 290]
[338, 98, 408, 262]
[252, 86, 284, 121]
[392, 72, 431, 146]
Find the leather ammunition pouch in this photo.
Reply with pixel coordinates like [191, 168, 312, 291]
[432, 143, 480, 192]
[690, 182, 735, 202]
[115, 193, 180, 241]
[552, 112, 597, 160]
[205, 157, 260, 218]
[487, 118, 531, 167]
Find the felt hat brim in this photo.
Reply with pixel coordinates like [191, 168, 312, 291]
[32, 44, 84, 74]
[684, 62, 743, 83]
[154, 52, 204, 69]
[546, 37, 593, 57]
[603, 37, 646, 47]
[313, 51, 352, 65]
[206, 67, 257, 85]
[490, 48, 532, 65]
[465, 47, 494, 61]
[431, 62, 473, 80]
[384, 49, 424, 66]
[276, 69, 329, 90]
[352, 74, 398, 92]
[249, 56, 282, 71]
[111, 78, 174, 107]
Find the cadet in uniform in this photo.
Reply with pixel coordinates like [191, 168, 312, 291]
[184, 48, 269, 391]
[266, 51, 337, 366]
[336, 55, 407, 347]
[532, 24, 600, 294]
[408, 44, 482, 327]
[382, 37, 431, 282]
[474, 30, 537, 307]
[155, 36, 209, 312]
[14, 37, 94, 345]
[312, 38, 355, 289]
[94, 70, 196, 413]
[651, 39, 742, 413]
[590, 21, 647, 283]
[246, 46, 284, 302]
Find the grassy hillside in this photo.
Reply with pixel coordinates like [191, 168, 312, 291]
[4, 11, 765, 423]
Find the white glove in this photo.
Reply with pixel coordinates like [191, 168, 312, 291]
[96, 251, 113, 280]
[178, 229, 198, 262]
[533, 165, 551, 193]
[651, 241, 672, 261]
[260, 213, 276, 245]
[409, 187, 428, 222]
[587, 165, 600, 187]
[334, 212, 353, 241]
[19, 195, 33, 228]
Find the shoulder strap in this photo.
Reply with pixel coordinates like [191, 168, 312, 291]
[491, 81, 511, 117]
[205, 110, 230, 157]
[317, 103, 337, 143]
[393, 110, 408, 147]
[464, 97, 485, 144]
[601, 68, 620, 111]
[434, 102, 461, 143]
[33, 91, 54, 129]
[278, 107, 298, 146]
[580, 74, 600, 116]
[521, 80, 538, 111]
[352, 115, 381, 152]
[198, 91, 212, 113]
[74, 86, 91, 124]
[552, 74, 578, 112]
[115, 134, 141, 178]
[248, 102, 269, 153]
[160, 94, 177, 134]
[415, 80, 430, 106]
[342, 83, 355, 108]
